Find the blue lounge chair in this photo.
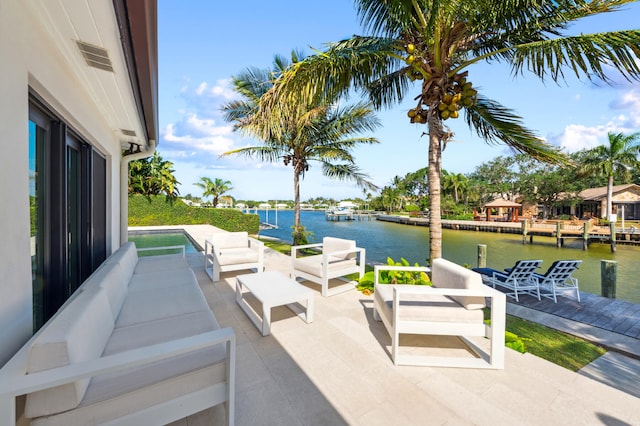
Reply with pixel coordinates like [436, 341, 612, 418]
[533, 260, 582, 302]
[472, 260, 542, 302]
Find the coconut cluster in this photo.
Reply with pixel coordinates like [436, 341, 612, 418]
[436, 74, 477, 120]
[404, 43, 425, 82]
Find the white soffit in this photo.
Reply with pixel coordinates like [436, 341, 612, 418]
[29, 0, 146, 150]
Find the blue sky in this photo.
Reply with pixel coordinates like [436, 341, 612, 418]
[158, 1, 640, 202]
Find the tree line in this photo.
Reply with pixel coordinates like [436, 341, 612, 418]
[371, 132, 640, 219]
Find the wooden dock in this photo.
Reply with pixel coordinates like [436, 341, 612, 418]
[375, 215, 640, 251]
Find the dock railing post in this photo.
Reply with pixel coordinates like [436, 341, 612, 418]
[521, 220, 527, 244]
[582, 221, 590, 250]
[556, 221, 562, 248]
[601, 260, 617, 299]
[477, 244, 487, 268]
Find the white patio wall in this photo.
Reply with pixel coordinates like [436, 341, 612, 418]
[0, 1, 123, 365]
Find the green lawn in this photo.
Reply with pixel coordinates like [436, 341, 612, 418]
[262, 239, 606, 371]
[504, 315, 605, 371]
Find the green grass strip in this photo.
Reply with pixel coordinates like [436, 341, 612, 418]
[505, 315, 605, 371]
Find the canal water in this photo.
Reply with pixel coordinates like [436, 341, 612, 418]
[257, 209, 640, 303]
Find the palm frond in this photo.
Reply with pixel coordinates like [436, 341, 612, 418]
[321, 162, 380, 191]
[264, 36, 402, 113]
[511, 30, 640, 82]
[464, 95, 569, 164]
[218, 146, 283, 163]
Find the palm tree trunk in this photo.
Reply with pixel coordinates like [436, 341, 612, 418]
[606, 174, 613, 219]
[293, 169, 302, 244]
[427, 117, 443, 263]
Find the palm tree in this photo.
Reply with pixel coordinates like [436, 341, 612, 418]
[442, 170, 469, 204]
[259, 0, 640, 262]
[222, 53, 380, 245]
[129, 151, 180, 201]
[194, 177, 233, 207]
[578, 131, 640, 219]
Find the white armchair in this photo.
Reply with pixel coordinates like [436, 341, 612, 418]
[205, 232, 264, 281]
[373, 259, 506, 369]
[291, 237, 365, 297]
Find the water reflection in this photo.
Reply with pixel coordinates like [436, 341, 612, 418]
[257, 210, 640, 303]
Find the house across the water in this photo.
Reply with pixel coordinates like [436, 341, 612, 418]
[558, 184, 640, 221]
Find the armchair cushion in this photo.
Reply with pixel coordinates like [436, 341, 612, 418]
[293, 254, 357, 277]
[216, 247, 259, 266]
[322, 237, 356, 260]
[431, 258, 486, 310]
[374, 285, 484, 324]
[211, 231, 250, 250]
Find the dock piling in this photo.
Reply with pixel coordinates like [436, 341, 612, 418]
[477, 244, 487, 268]
[601, 260, 617, 299]
[610, 222, 616, 253]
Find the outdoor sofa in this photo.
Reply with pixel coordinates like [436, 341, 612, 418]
[0, 242, 235, 425]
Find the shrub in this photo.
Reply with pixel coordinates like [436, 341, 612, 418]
[504, 331, 528, 353]
[128, 195, 259, 233]
[356, 257, 430, 295]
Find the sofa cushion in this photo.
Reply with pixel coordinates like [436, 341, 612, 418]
[94, 263, 128, 320]
[127, 268, 199, 292]
[104, 310, 219, 356]
[216, 247, 258, 266]
[115, 285, 210, 328]
[106, 242, 138, 284]
[25, 287, 115, 418]
[322, 237, 356, 260]
[134, 254, 191, 274]
[374, 284, 484, 325]
[431, 258, 486, 310]
[294, 254, 357, 277]
[210, 231, 248, 250]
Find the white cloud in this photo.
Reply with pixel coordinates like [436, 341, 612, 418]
[609, 88, 640, 128]
[547, 86, 640, 152]
[192, 80, 236, 100]
[162, 116, 235, 156]
[552, 124, 609, 152]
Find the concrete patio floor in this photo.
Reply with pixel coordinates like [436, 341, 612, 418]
[154, 225, 639, 425]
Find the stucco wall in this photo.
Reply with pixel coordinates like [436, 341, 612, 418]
[0, 1, 122, 365]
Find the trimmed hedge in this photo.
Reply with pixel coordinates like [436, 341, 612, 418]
[128, 195, 259, 233]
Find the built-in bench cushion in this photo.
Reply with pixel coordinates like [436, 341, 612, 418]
[374, 284, 484, 327]
[25, 287, 115, 418]
[431, 258, 486, 310]
[293, 254, 357, 277]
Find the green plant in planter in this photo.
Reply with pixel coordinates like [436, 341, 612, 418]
[356, 257, 430, 295]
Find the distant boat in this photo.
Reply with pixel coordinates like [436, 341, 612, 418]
[325, 202, 356, 221]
